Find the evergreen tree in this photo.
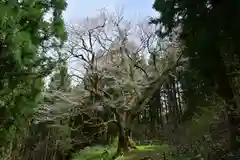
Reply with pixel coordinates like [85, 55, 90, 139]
[48, 60, 71, 92]
[0, 0, 67, 157]
[152, 0, 240, 150]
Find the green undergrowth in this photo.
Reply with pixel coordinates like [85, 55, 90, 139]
[72, 144, 187, 160]
[124, 144, 169, 160]
[72, 145, 116, 160]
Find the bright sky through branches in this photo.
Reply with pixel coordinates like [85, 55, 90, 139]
[63, 0, 158, 23]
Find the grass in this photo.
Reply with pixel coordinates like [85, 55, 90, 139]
[124, 144, 170, 160]
[72, 144, 179, 160]
[72, 145, 116, 160]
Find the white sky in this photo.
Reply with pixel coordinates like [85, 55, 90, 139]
[57, 0, 159, 85]
[63, 0, 158, 23]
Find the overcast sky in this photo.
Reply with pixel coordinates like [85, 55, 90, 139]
[60, 0, 158, 85]
[63, 0, 158, 23]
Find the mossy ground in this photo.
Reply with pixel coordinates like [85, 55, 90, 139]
[72, 144, 186, 160]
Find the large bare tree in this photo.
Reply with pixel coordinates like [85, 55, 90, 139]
[56, 9, 185, 156]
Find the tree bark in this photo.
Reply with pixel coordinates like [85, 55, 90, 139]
[171, 78, 180, 124]
[164, 92, 169, 124]
[114, 111, 136, 156]
[158, 101, 164, 129]
[166, 81, 178, 129]
[150, 88, 161, 137]
[117, 122, 129, 153]
[176, 79, 183, 116]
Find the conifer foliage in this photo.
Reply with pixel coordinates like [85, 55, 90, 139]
[0, 0, 67, 157]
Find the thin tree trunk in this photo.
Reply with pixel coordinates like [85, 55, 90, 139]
[166, 82, 178, 128]
[150, 89, 161, 137]
[164, 92, 169, 124]
[176, 78, 183, 116]
[137, 113, 141, 123]
[159, 105, 164, 129]
[172, 78, 180, 124]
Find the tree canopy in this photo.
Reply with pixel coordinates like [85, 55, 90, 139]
[1, 1, 240, 160]
[0, 0, 67, 157]
[152, 0, 240, 151]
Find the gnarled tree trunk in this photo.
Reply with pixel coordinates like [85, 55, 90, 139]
[114, 111, 136, 156]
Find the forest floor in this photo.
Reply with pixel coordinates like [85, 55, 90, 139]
[72, 144, 185, 160]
